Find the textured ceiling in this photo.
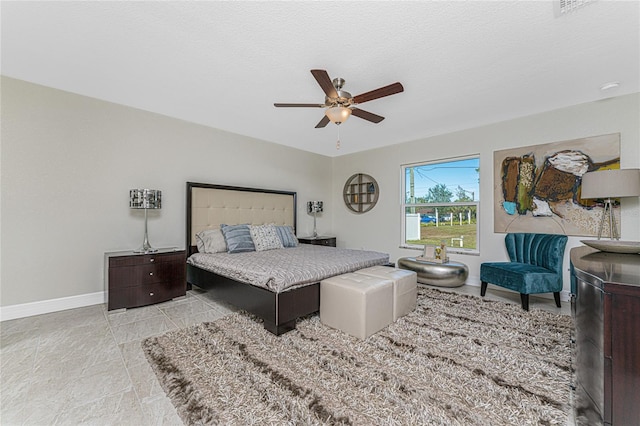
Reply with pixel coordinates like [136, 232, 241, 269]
[2, 1, 639, 157]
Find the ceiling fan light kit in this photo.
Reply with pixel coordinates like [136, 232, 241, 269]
[274, 69, 404, 130]
[325, 106, 352, 124]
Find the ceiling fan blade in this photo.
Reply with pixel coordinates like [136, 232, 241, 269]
[351, 108, 385, 123]
[311, 69, 338, 98]
[352, 82, 404, 104]
[315, 115, 330, 128]
[274, 103, 325, 108]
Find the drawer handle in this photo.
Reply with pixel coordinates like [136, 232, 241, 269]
[149, 292, 154, 296]
[150, 258, 155, 263]
[149, 272, 153, 276]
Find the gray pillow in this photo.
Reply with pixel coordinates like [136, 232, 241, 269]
[275, 225, 298, 247]
[195, 229, 227, 253]
[220, 224, 255, 253]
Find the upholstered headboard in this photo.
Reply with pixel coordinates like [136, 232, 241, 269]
[186, 182, 297, 256]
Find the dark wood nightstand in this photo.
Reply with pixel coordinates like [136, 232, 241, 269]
[298, 236, 336, 247]
[105, 248, 186, 310]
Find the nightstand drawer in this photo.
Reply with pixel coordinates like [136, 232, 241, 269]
[109, 252, 184, 268]
[108, 262, 182, 289]
[108, 282, 185, 310]
[298, 236, 336, 247]
[316, 238, 336, 247]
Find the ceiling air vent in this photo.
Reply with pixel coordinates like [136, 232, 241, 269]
[554, 0, 594, 16]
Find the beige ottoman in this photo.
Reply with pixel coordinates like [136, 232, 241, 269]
[355, 266, 418, 320]
[320, 273, 393, 339]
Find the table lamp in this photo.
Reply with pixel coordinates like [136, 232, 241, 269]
[130, 189, 162, 252]
[307, 201, 323, 238]
[581, 169, 640, 240]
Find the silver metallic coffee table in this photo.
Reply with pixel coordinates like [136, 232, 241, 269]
[397, 257, 468, 287]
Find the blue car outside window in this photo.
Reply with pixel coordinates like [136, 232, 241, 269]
[420, 215, 436, 223]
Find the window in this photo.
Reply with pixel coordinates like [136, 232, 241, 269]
[401, 156, 480, 254]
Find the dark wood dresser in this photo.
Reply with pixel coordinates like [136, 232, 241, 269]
[570, 246, 640, 426]
[298, 236, 336, 247]
[105, 248, 186, 310]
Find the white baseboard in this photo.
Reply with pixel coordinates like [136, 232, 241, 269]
[0, 291, 106, 322]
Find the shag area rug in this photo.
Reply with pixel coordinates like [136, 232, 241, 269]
[143, 288, 573, 425]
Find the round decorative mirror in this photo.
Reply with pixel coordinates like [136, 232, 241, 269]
[343, 173, 379, 213]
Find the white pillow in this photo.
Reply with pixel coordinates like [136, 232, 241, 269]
[195, 229, 228, 254]
[249, 224, 284, 252]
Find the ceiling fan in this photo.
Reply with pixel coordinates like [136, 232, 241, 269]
[274, 69, 404, 128]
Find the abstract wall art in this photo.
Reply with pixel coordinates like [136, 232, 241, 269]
[493, 133, 620, 236]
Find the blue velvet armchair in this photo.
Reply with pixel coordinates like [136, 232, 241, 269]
[480, 233, 568, 310]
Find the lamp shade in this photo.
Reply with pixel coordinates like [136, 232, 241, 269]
[325, 106, 352, 124]
[307, 201, 323, 214]
[581, 169, 640, 199]
[130, 189, 162, 209]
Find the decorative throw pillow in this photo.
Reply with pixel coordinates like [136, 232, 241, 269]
[275, 225, 298, 247]
[220, 224, 255, 254]
[195, 229, 228, 254]
[250, 224, 284, 252]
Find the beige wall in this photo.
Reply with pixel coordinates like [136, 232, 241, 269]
[1, 77, 332, 308]
[331, 93, 640, 297]
[2, 75, 638, 314]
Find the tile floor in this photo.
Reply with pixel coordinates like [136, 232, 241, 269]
[1, 284, 572, 425]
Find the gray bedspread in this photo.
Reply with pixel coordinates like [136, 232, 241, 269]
[187, 245, 389, 293]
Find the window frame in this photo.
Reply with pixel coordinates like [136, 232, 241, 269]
[400, 155, 480, 255]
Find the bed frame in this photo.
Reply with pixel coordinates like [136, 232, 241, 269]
[185, 182, 320, 335]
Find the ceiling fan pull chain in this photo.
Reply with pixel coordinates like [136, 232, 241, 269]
[336, 125, 341, 150]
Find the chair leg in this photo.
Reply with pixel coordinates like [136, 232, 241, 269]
[553, 292, 561, 308]
[520, 293, 529, 311]
[481, 281, 488, 297]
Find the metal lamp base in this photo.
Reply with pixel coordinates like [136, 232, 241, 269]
[312, 211, 318, 238]
[596, 199, 619, 240]
[134, 208, 158, 253]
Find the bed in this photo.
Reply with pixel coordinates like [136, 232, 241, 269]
[185, 182, 389, 335]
